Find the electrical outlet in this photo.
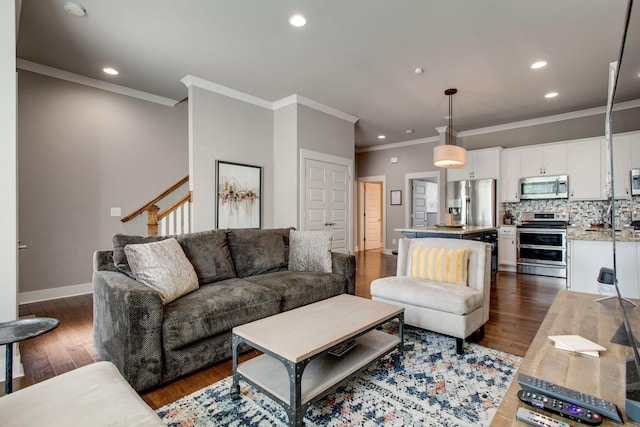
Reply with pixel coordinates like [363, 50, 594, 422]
[392, 238, 397, 245]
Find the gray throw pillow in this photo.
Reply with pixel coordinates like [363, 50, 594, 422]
[112, 234, 169, 276]
[226, 228, 293, 277]
[288, 230, 333, 273]
[177, 230, 236, 285]
[124, 238, 199, 305]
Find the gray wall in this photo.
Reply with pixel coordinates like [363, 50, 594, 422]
[297, 104, 355, 160]
[357, 141, 446, 252]
[189, 86, 274, 231]
[18, 70, 188, 296]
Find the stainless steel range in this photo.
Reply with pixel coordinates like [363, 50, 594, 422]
[516, 212, 569, 278]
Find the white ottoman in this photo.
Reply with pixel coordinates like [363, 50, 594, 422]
[0, 361, 164, 427]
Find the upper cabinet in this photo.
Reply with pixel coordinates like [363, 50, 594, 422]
[518, 144, 566, 178]
[447, 147, 501, 182]
[500, 149, 520, 202]
[610, 134, 632, 199]
[566, 138, 604, 201]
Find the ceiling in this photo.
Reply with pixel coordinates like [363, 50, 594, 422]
[16, 0, 640, 148]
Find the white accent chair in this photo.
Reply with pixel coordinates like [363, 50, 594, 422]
[370, 237, 491, 354]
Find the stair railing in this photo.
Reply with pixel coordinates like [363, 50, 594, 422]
[121, 175, 191, 236]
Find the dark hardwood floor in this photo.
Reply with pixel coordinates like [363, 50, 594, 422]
[3, 249, 560, 409]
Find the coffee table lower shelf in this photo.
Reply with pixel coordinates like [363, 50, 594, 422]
[233, 329, 401, 426]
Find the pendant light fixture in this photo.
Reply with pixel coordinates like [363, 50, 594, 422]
[434, 88, 467, 168]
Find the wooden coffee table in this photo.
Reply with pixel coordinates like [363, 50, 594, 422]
[230, 294, 404, 427]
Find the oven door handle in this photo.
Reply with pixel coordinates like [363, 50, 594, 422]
[516, 228, 566, 234]
[517, 244, 566, 250]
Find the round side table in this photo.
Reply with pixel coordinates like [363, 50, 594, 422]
[0, 317, 59, 394]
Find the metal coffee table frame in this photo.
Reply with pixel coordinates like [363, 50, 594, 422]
[230, 311, 404, 427]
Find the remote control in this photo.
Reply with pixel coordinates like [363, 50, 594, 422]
[516, 407, 570, 427]
[517, 373, 622, 423]
[518, 389, 603, 425]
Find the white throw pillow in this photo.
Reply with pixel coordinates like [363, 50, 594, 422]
[124, 238, 199, 305]
[288, 230, 333, 273]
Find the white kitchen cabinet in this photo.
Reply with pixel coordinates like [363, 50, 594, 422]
[447, 148, 500, 182]
[498, 226, 517, 271]
[631, 134, 640, 169]
[566, 138, 604, 201]
[519, 144, 566, 178]
[610, 135, 631, 199]
[567, 239, 639, 298]
[500, 149, 520, 202]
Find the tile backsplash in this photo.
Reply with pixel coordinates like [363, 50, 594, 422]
[502, 197, 640, 229]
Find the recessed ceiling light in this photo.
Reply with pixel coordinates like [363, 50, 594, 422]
[545, 92, 558, 98]
[378, 135, 386, 139]
[289, 15, 307, 27]
[531, 61, 547, 69]
[63, 1, 86, 17]
[414, 67, 424, 75]
[103, 67, 119, 76]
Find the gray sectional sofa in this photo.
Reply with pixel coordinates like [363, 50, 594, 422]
[92, 228, 356, 392]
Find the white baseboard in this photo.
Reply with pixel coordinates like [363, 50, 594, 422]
[18, 282, 93, 305]
[383, 248, 395, 255]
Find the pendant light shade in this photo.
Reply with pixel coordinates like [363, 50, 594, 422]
[434, 88, 467, 168]
[434, 144, 466, 168]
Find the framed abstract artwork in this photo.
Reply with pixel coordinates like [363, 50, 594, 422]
[216, 161, 262, 229]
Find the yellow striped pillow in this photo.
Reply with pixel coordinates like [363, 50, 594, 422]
[409, 246, 470, 286]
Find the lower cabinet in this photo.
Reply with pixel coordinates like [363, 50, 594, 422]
[567, 239, 640, 298]
[498, 226, 517, 271]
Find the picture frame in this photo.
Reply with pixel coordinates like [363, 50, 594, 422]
[216, 160, 262, 229]
[390, 190, 402, 205]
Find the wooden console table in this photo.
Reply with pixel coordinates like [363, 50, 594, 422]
[492, 290, 640, 426]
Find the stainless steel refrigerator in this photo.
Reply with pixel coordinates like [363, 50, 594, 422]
[446, 179, 496, 226]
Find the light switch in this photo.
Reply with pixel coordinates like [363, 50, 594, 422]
[110, 207, 121, 217]
[391, 157, 398, 164]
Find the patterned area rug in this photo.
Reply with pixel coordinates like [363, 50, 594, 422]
[157, 325, 521, 426]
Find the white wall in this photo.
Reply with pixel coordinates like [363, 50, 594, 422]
[273, 104, 298, 228]
[188, 85, 274, 231]
[1, 0, 17, 320]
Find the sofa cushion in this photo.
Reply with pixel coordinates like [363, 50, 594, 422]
[176, 229, 236, 285]
[244, 271, 347, 311]
[369, 276, 483, 315]
[226, 228, 293, 277]
[288, 230, 333, 273]
[162, 278, 280, 350]
[124, 238, 199, 305]
[407, 244, 470, 286]
[113, 234, 169, 277]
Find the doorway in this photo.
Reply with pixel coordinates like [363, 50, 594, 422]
[357, 176, 385, 252]
[405, 171, 441, 227]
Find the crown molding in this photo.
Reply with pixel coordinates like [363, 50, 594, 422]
[17, 59, 179, 107]
[362, 99, 640, 151]
[183, 75, 359, 124]
[458, 99, 640, 138]
[274, 94, 359, 124]
[180, 74, 273, 109]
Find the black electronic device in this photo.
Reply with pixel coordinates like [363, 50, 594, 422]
[517, 389, 603, 425]
[517, 374, 622, 423]
[515, 407, 570, 427]
[603, 0, 640, 423]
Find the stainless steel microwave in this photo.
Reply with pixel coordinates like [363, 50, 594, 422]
[632, 169, 640, 196]
[519, 175, 569, 200]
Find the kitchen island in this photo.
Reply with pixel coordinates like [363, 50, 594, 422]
[395, 226, 499, 274]
[567, 230, 640, 298]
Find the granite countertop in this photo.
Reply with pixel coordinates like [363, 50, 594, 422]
[395, 225, 499, 235]
[567, 229, 640, 242]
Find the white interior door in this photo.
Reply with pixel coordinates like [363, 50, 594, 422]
[364, 182, 382, 250]
[412, 180, 427, 227]
[305, 158, 349, 253]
